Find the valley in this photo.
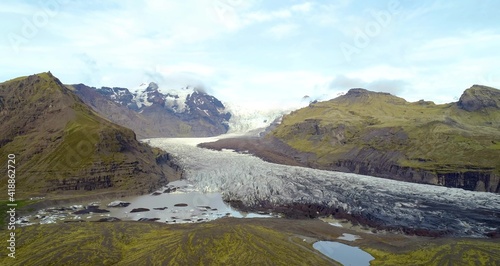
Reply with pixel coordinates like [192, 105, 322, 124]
[3, 0, 500, 264]
[148, 136, 500, 238]
[1, 73, 499, 265]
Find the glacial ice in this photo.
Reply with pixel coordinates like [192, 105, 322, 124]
[147, 137, 500, 237]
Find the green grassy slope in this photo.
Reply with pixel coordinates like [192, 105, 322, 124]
[0, 73, 179, 199]
[1, 219, 498, 265]
[0, 221, 334, 265]
[271, 86, 500, 192]
[366, 239, 500, 266]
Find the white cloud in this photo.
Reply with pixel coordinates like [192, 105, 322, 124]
[241, 2, 315, 26]
[245, 9, 291, 23]
[408, 31, 500, 63]
[328, 75, 364, 89]
[291, 2, 312, 13]
[328, 74, 407, 96]
[306, 1, 350, 27]
[1, 0, 499, 109]
[211, 68, 332, 109]
[265, 23, 299, 39]
[347, 65, 416, 82]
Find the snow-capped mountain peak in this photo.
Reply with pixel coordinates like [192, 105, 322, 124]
[99, 81, 231, 126]
[130, 82, 210, 112]
[73, 82, 232, 137]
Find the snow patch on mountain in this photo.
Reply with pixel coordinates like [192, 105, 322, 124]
[130, 82, 205, 113]
[127, 81, 344, 133]
[134, 89, 153, 108]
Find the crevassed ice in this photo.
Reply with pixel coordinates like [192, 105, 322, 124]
[146, 137, 500, 237]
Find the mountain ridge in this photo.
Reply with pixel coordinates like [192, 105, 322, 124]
[0, 72, 181, 198]
[458, 84, 500, 111]
[271, 85, 500, 192]
[71, 82, 231, 138]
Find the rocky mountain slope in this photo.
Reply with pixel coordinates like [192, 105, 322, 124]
[269, 85, 500, 192]
[0, 72, 181, 198]
[71, 82, 231, 138]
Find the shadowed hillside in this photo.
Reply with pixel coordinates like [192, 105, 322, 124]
[0, 73, 181, 199]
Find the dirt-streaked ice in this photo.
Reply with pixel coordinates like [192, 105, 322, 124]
[146, 137, 500, 237]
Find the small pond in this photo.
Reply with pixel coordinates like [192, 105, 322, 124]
[313, 241, 374, 266]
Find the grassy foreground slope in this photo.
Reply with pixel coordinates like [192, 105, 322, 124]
[1, 221, 333, 265]
[366, 240, 500, 266]
[1, 219, 499, 265]
[0, 73, 180, 198]
[271, 86, 500, 192]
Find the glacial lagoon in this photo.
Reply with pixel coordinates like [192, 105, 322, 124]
[16, 180, 273, 226]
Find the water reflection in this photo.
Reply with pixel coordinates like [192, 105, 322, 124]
[337, 233, 361, 242]
[313, 241, 374, 266]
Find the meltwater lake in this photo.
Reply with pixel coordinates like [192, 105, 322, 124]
[16, 180, 272, 226]
[313, 241, 374, 266]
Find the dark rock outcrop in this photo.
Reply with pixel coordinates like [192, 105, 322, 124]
[138, 218, 160, 222]
[458, 85, 500, 111]
[97, 217, 121, 222]
[130, 208, 150, 213]
[73, 208, 110, 214]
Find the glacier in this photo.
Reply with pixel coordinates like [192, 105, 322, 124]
[145, 137, 500, 237]
[223, 103, 292, 134]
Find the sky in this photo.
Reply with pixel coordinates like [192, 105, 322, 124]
[1, 0, 500, 109]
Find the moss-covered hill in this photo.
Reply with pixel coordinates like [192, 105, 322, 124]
[271, 86, 500, 192]
[1, 220, 333, 265]
[1, 219, 498, 265]
[0, 73, 181, 199]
